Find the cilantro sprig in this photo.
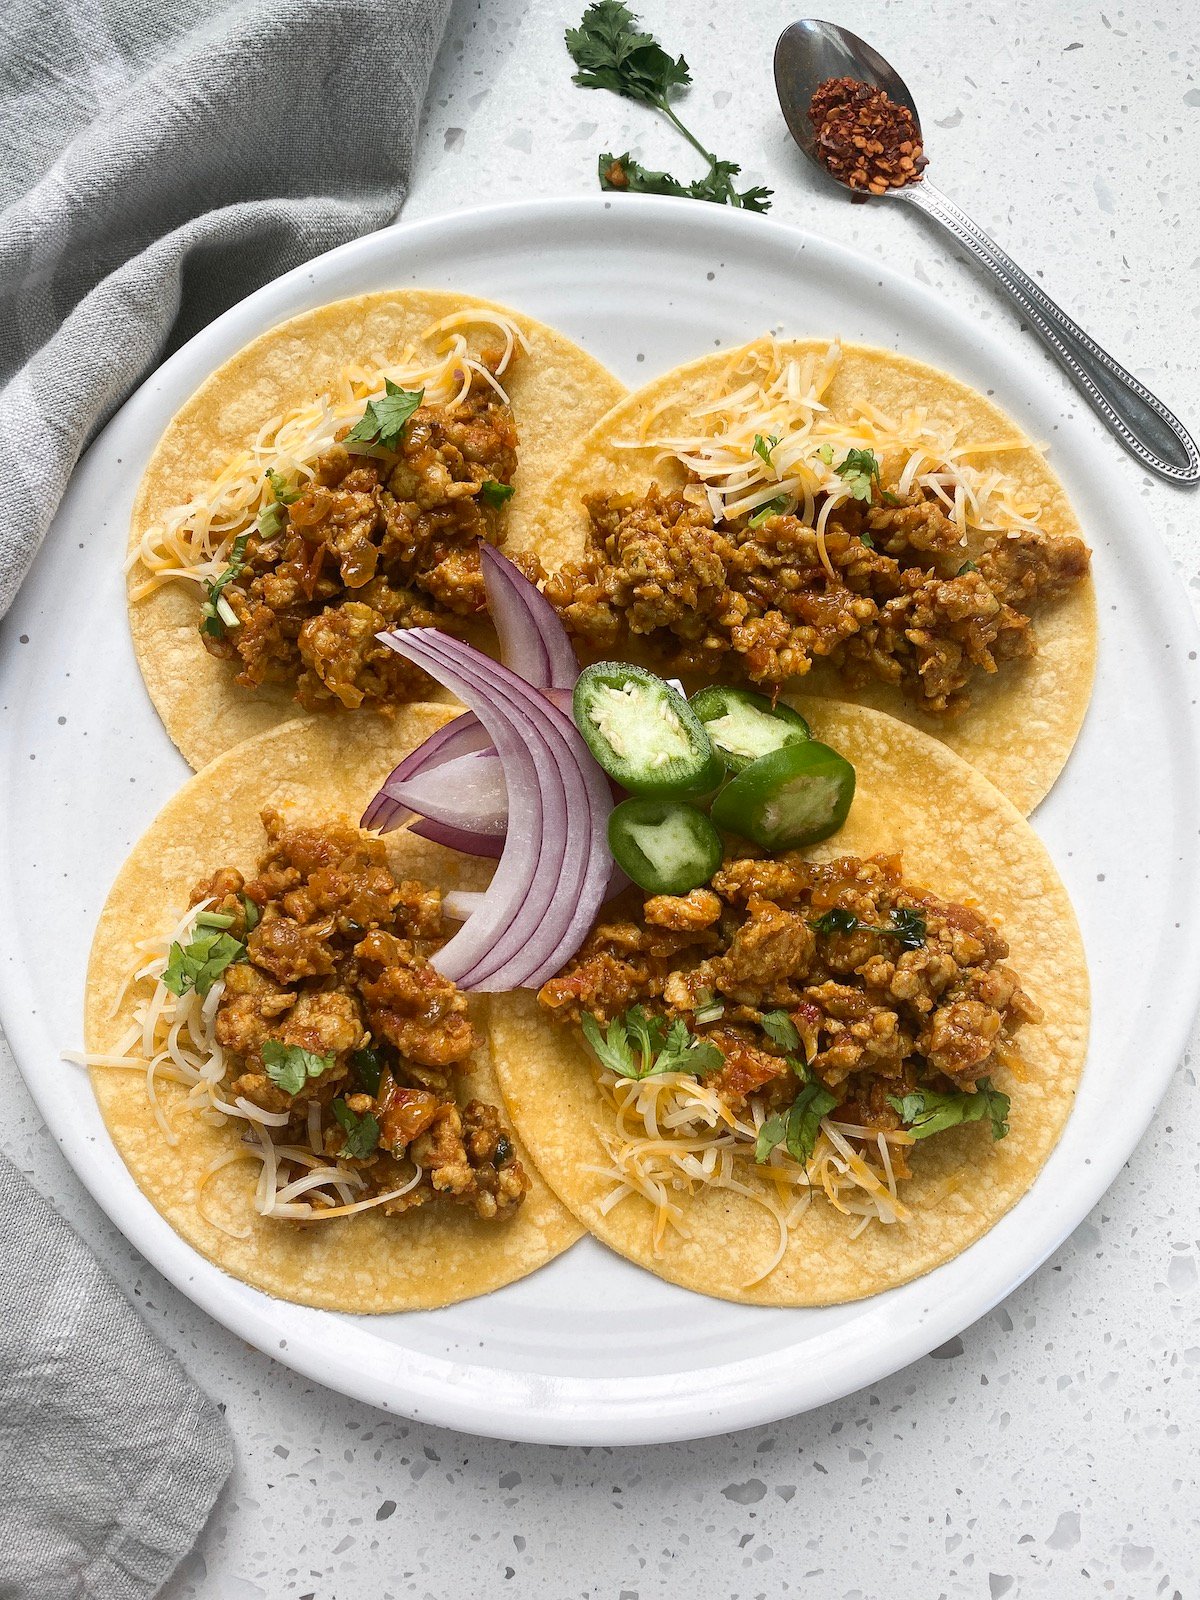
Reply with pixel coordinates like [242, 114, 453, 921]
[566, 3, 771, 212]
[581, 1005, 723, 1080]
[346, 379, 424, 452]
[755, 1082, 839, 1167]
[332, 1098, 380, 1158]
[747, 496, 789, 529]
[889, 1078, 1010, 1142]
[480, 479, 515, 507]
[162, 928, 246, 998]
[810, 906, 928, 951]
[262, 1041, 334, 1097]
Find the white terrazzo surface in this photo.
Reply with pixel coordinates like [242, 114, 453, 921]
[4, 1, 1200, 1594]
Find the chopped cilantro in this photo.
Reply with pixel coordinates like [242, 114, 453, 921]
[240, 893, 260, 932]
[262, 1041, 334, 1097]
[332, 1098, 380, 1159]
[957, 559, 979, 575]
[760, 1010, 800, 1052]
[199, 531, 249, 640]
[888, 1077, 1010, 1141]
[752, 432, 780, 467]
[581, 1005, 722, 1080]
[568, 4, 771, 212]
[346, 379, 424, 452]
[480, 479, 515, 507]
[351, 1046, 382, 1096]
[755, 1083, 838, 1166]
[834, 447, 882, 503]
[811, 906, 927, 949]
[817, 443, 834, 465]
[162, 929, 246, 998]
[747, 495, 789, 529]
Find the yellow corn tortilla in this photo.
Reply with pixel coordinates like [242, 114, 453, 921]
[129, 290, 626, 772]
[83, 704, 582, 1312]
[514, 339, 1097, 815]
[488, 700, 1090, 1307]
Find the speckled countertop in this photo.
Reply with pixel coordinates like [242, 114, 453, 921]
[5, 1, 1200, 1595]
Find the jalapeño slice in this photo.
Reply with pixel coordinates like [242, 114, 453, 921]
[689, 685, 810, 774]
[573, 662, 723, 797]
[607, 798, 724, 895]
[710, 741, 855, 849]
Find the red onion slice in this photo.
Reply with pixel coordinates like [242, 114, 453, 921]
[480, 544, 579, 690]
[409, 818, 505, 859]
[361, 711, 489, 832]
[376, 627, 611, 991]
[384, 750, 507, 834]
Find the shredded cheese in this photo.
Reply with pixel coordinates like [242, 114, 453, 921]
[589, 1067, 916, 1288]
[66, 904, 425, 1225]
[127, 310, 529, 603]
[622, 337, 1046, 546]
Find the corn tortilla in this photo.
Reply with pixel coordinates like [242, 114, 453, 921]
[514, 339, 1097, 815]
[84, 704, 582, 1312]
[128, 290, 626, 772]
[488, 701, 1090, 1307]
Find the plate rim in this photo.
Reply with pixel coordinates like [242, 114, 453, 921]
[5, 192, 1200, 1446]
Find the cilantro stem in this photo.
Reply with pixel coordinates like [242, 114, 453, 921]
[657, 101, 716, 167]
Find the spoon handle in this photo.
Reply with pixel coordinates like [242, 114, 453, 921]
[898, 180, 1199, 485]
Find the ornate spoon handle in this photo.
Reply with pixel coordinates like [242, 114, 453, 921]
[897, 179, 1199, 485]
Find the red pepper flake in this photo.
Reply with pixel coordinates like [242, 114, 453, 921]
[809, 77, 927, 195]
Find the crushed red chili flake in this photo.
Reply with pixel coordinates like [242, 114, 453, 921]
[809, 77, 927, 195]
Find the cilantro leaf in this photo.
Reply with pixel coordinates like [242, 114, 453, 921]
[351, 1046, 382, 1096]
[835, 447, 882, 503]
[582, 1006, 722, 1079]
[581, 1010, 637, 1077]
[199, 530, 250, 640]
[760, 1010, 800, 1052]
[747, 495, 789, 529]
[889, 1076, 1010, 1141]
[262, 1040, 334, 1097]
[784, 1083, 838, 1167]
[569, 4, 770, 213]
[240, 893, 260, 932]
[752, 432, 780, 467]
[332, 1098, 380, 1159]
[810, 906, 927, 950]
[480, 479, 515, 507]
[346, 379, 424, 452]
[162, 929, 246, 998]
[889, 908, 927, 951]
[566, 1, 689, 105]
[817, 443, 834, 465]
[646, 1018, 724, 1077]
[755, 1112, 787, 1164]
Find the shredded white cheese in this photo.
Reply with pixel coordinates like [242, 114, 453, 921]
[128, 310, 529, 603]
[589, 1069, 913, 1287]
[623, 337, 1046, 557]
[65, 904, 424, 1224]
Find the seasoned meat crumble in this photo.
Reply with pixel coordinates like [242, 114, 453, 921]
[539, 851, 1039, 1140]
[543, 483, 1090, 714]
[205, 362, 518, 712]
[195, 810, 529, 1221]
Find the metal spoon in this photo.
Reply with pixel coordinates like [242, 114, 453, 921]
[774, 18, 1200, 486]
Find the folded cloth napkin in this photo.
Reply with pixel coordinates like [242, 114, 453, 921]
[0, 1154, 233, 1600]
[0, 2, 451, 1591]
[0, 0, 453, 616]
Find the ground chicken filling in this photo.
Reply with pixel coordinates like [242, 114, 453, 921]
[194, 810, 529, 1221]
[539, 851, 1040, 1168]
[543, 484, 1090, 714]
[204, 363, 518, 712]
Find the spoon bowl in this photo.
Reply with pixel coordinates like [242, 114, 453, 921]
[774, 19, 922, 181]
[772, 18, 1199, 483]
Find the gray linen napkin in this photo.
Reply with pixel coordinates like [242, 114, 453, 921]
[0, 1154, 233, 1600]
[0, 1, 451, 1591]
[0, 0, 453, 616]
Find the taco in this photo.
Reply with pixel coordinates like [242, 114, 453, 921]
[128, 290, 625, 770]
[488, 698, 1090, 1307]
[73, 704, 582, 1312]
[518, 338, 1096, 814]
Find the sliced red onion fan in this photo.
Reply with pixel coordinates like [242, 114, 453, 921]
[480, 543, 580, 691]
[375, 627, 612, 992]
[360, 711, 489, 832]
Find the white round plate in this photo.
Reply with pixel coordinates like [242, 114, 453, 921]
[4, 197, 1199, 1446]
